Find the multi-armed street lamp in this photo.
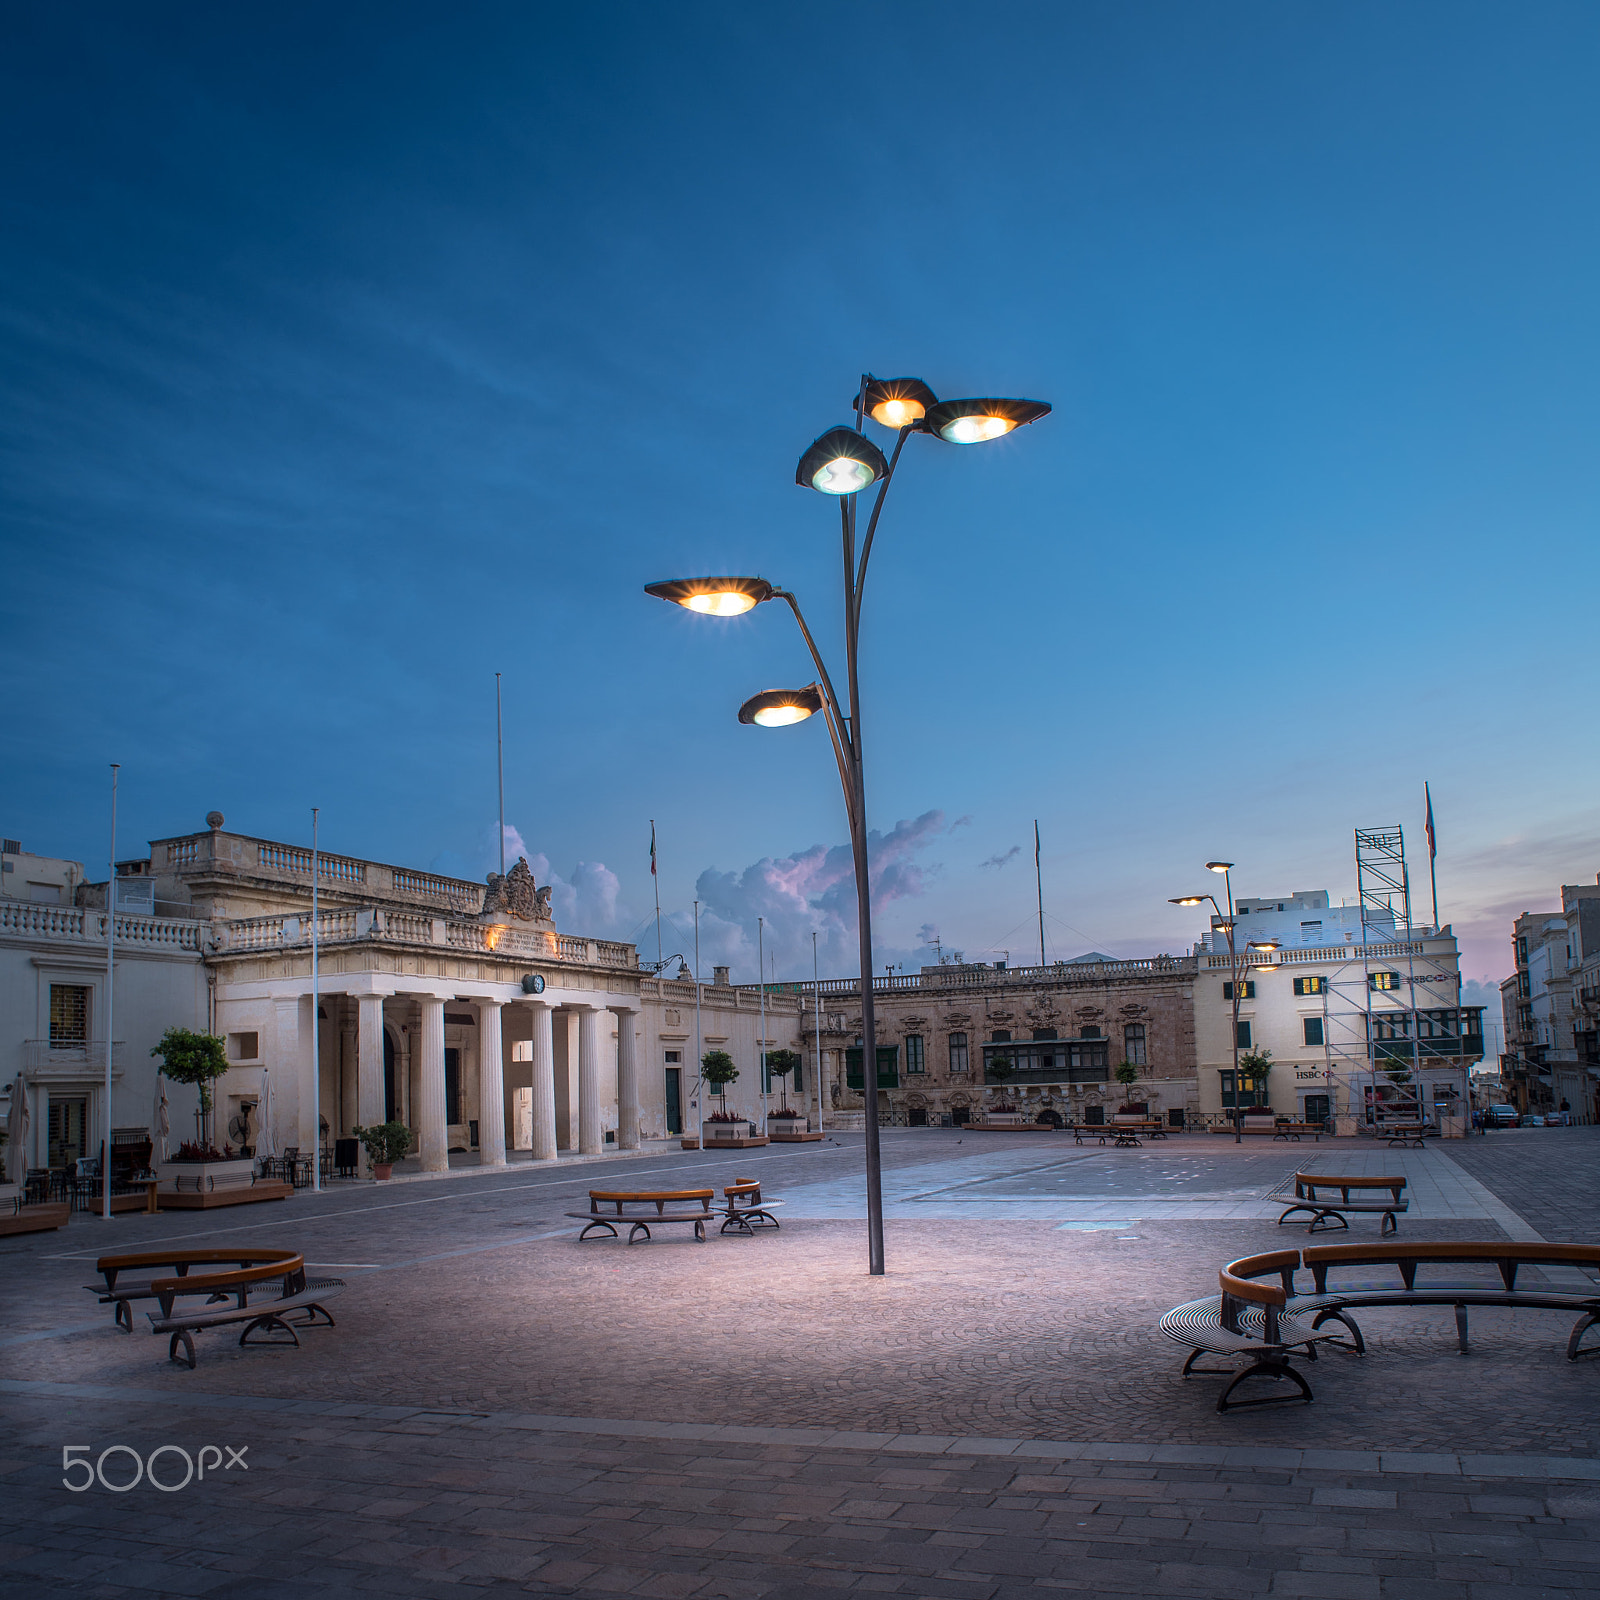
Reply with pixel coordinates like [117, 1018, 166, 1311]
[647, 377, 1050, 1275]
[1170, 861, 1278, 1144]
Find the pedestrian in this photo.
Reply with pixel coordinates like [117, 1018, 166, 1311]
[1559, 1097, 1571, 1127]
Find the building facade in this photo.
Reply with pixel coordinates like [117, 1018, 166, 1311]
[782, 955, 1200, 1128]
[1499, 880, 1600, 1121]
[3, 816, 803, 1182]
[1191, 909, 1481, 1135]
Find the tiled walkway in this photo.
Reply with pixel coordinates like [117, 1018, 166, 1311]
[2, 1128, 1597, 1597]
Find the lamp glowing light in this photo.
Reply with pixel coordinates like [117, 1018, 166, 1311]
[1169, 896, 1207, 907]
[856, 376, 939, 430]
[738, 686, 824, 728]
[795, 427, 889, 495]
[1205, 860, 1234, 873]
[644, 576, 774, 616]
[926, 397, 1051, 445]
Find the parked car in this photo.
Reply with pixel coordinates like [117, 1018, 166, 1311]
[1485, 1105, 1520, 1126]
[1518, 1112, 1546, 1127]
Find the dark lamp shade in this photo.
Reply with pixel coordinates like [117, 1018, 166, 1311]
[643, 576, 773, 616]
[737, 686, 824, 728]
[925, 397, 1050, 445]
[795, 427, 889, 495]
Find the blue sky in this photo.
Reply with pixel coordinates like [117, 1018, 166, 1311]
[3, 3, 1598, 992]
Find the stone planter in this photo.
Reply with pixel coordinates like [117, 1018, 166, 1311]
[157, 1157, 256, 1194]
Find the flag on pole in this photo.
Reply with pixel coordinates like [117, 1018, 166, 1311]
[649, 820, 657, 875]
[1424, 783, 1437, 860]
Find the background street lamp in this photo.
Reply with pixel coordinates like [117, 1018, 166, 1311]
[1170, 860, 1273, 1143]
[648, 374, 1049, 1275]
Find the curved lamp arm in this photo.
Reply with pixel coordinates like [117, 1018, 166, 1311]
[769, 588, 857, 828]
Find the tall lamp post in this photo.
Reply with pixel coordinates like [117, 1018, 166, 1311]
[1170, 861, 1277, 1142]
[647, 377, 1049, 1275]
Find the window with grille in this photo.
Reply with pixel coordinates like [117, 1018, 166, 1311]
[904, 1035, 925, 1073]
[49, 985, 89, 1047]
[1123, 1023, 1146, 1065]
[948, 1032, 969, 1073]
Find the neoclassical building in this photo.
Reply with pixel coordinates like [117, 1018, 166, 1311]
[787, 955, 1201, 1127]
[2, 816, 804, 1181]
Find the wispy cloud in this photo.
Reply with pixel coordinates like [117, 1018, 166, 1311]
[980, 846, 1021, 871]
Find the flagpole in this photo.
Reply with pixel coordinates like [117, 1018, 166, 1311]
[311, 806, 321, 1194]
[693, 901, 703, 1151]
[496, 673, 505, 877]
[650, 820, 662, 967]
[758, 917, 767, 1136]
[813, 931, 824, 1132]
[103, 763, 119, 1221]
[1425, 783, 1439, 931]
[1034, 819, 1046, 969]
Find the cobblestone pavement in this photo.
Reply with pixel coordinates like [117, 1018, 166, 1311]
[1440, 1128, 1600, 1243]
[2, 1129, 1598, 1596]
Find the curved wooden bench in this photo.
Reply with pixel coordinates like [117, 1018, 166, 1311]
[1297, 1241, 1600, 1358]
[1159, 1250, 1341, 1412]
[721, 1178, 783, 1235]
[570, 1189, 715, 1243]
[1278, 1174, 1409, 1235]
[142, 1254, 343, 1369]
[88, 1248, 304, 1332]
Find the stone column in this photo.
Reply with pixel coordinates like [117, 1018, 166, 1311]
[355, 994, 389, 1169]
[477, 998, 507, 1167]
[529, 1001, 558, 1162]
[339, 998, 358, 1137]
[417, 997, 448, 1173]
[577, 1004, 602, 1155]
[613, 1006, 640, 1150]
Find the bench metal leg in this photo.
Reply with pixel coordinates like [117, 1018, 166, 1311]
[240, 1313, 302, 1349]
[1454, 1303, 1469, 1353]
[1566, 1313, 1600, 1360]
[1310, 1308, 1366, 1354]
[1216, 1359, 1313, 1413]
[1381, 1211, 1399, 1237]
[1181, 1347, 1246, 1379]
[578, 1220, 619, 1241]
[285, 1303, 337, 1328]
[114, 1300, 132, 1334]
[627, 1221, 652, 1244]
[168, 1330, 196, 1370]
[1305, 1209, 1348, 1234]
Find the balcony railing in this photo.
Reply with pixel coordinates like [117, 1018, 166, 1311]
[0, 902, 206, 951]
[24, 1040, 129, 1071]
[773, 955, 1192, 1001]
[214, 912, 638, 968]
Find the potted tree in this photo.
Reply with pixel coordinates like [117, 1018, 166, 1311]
[1237, 1048, 1276, 1132]
[700, 1050, 743, 1141]
[1112, 1060, 1146, 1123]
[352, 1120, 413, 1180]
[151, 1028, 254, 1194]
[985, 1056, 1022, 1125]
[765, 1049, 801, 1121]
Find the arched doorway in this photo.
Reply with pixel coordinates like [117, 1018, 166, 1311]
[383, 1029, 397, 1123]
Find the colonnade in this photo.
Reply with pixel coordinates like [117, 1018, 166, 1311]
[292, 990, 640, 1174]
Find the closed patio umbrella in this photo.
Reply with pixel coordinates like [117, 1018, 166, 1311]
[256, 1069, 276, 1167]
[6, 1074, 30, 1183]
[154, 1078, 170, 1164]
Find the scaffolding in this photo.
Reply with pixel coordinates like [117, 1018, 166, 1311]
[1311, 825, 1469, 1134]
